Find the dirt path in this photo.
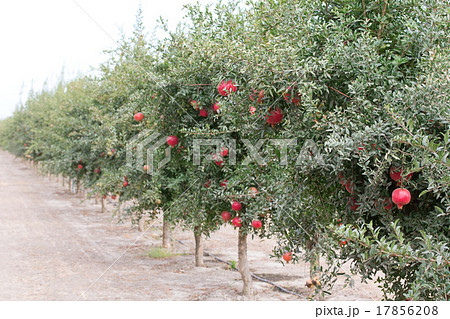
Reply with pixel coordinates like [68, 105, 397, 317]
[0, 150, 382, 300]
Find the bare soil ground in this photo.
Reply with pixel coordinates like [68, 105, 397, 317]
[0, 150, 383, 300]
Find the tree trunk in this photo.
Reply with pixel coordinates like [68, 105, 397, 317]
[101, 196, 105, 214]
[306, 233, 322, 300]
[238, 228, 253, 297]
[76, 180, 80, 194]
[62, 176, 65, 187]
[117, 195, 122, 220]
[138, 216, 145, 232]
[194, 226, 204, 267]
[162, 213, 170, 248]
[68, 178, 72, 192]
[306, 233, 320, 279]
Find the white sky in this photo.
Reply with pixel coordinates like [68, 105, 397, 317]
[0, 0, 212, 119]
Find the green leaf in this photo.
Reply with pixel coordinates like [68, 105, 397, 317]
[419, 189, 430, 198]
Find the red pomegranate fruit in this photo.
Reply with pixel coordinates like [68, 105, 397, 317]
[232, 217, 242, 227]
[348, 197, 359, 211]
[218, 80, 237, 96]
[389, 166, 402, 181]
[252, 220, 262, 229]
[190, 100, 199, 109]
[221, 211, 231, 222]
[266, 107, 283, 125]
[134, 112, 144, 121]
[248, 187, 258, 197]
[345, 180, 355, 193]
[220, 147, 229, 157]
[283, 252, 292, 263]
[231, 201, 242, 211]
[199, 109, 208, 117]
[392, 188, 411, 209]
[220, 180, 228, 188]
[383, 197, 393, 210]
[167, 135, 179, 147]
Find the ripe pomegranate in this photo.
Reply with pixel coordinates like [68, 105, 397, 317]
[218, 80, 237, 96]
[282, 252, 292, 263]
[383, 197, 393, 210]
[218, 82, 226, 96]
[339, 240, 347, 247]
[220, 147, 229, 157]
[143, 165, 150, 171]
[283, 87, 301, 106]
[389, 166, 402, 181]
[348, 197, 359, 211]
[252, 220, 262, 229]
[167, 135, 179, 147]
[248, 187, 258, 197]
[338, 173, 346, 185]
[390, 166, 413, 185]
[215, 160, 223, 167]
[190, 100, 199, 109]
[213, 102, 220, 113]
[220, 180, 228, 188]
[199, 109, 208, 117]
[250, 89, 264, 104]
[257, 90, 264, 103]
[232, 217, 242, 227]
[134, 112, 144, 121]
[221, 211, 231, 222]
[204, 180, 211, 188]
[111, 195, 117, 200]
[95, 168, 101, 174]
[345, 180, 355, 193]
[392, 188, 411, 209]
[100, 152, 105, 157]
[24, 143, 27, 147]
[231, 201, 242, 211]
[123, 181, 128, 187]
[266, 107, 283, 125]
[77, 164, 83, 169]
[249, 106, 256, 115]
[249, 89, 257, 101]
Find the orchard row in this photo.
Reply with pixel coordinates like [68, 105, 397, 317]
[1, 0, 449, 300]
